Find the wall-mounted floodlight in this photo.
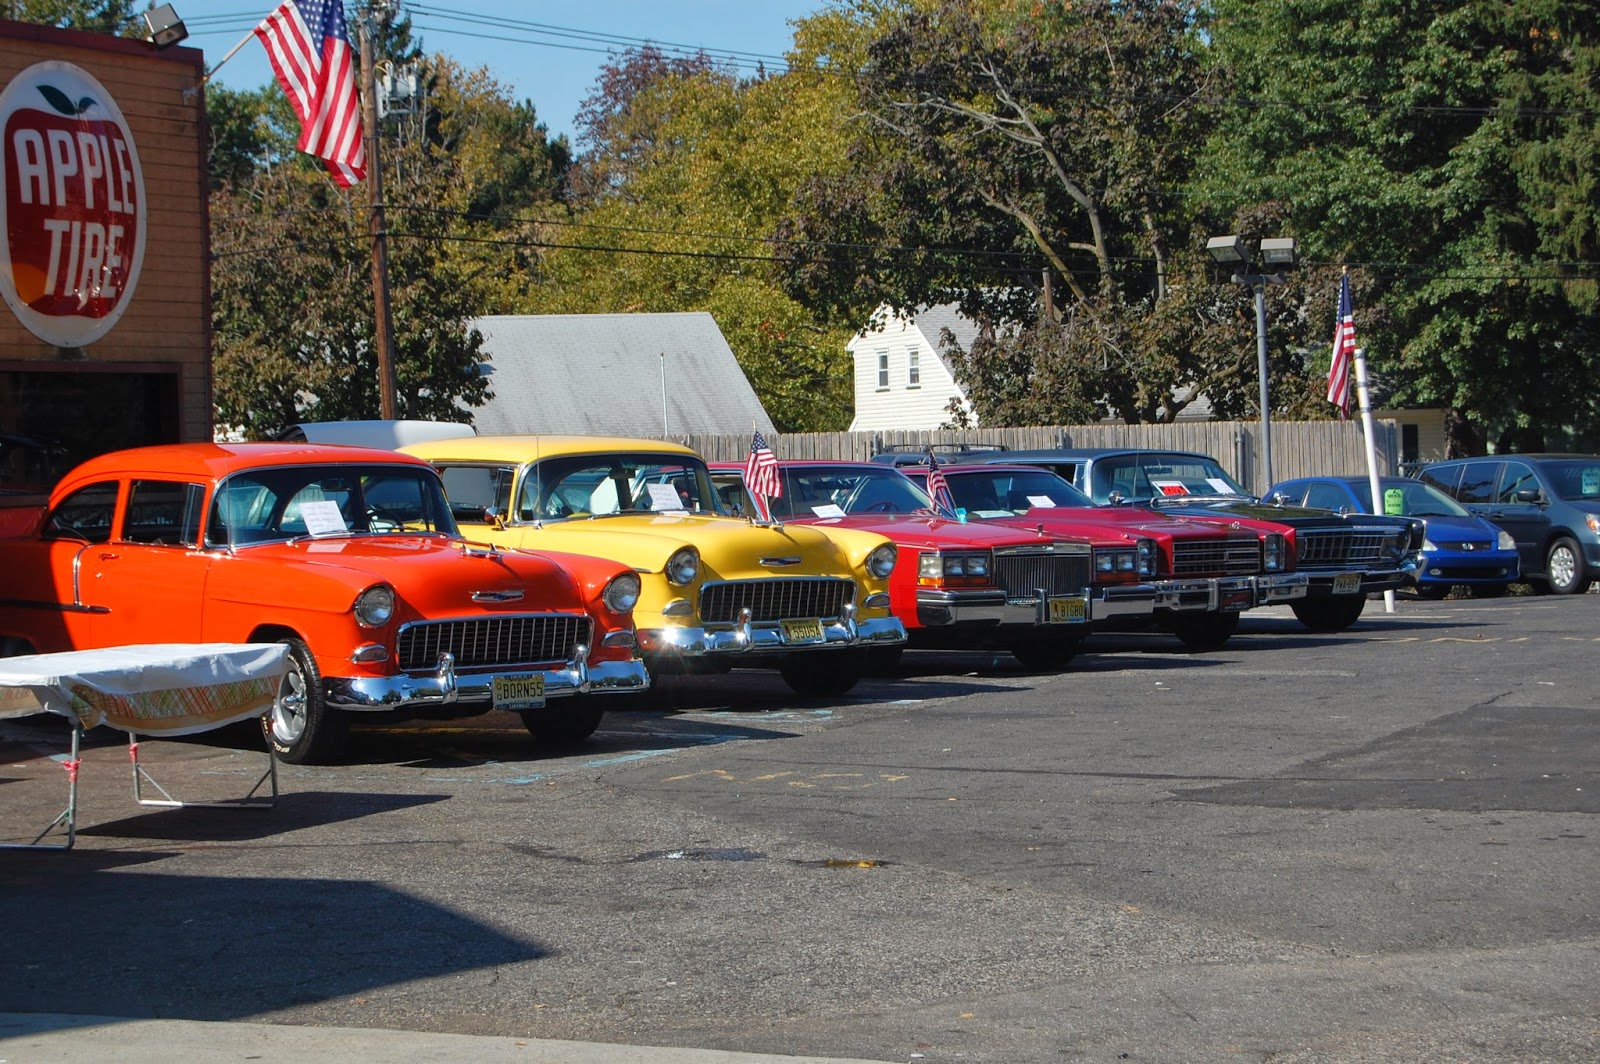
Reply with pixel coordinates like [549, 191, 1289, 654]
[1258, 236, 1298, 267]
[1206, 235, 1248, 266]
[145, 4, 188, 49]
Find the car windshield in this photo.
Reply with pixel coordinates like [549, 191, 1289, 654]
[1534, 459, 1600, 501]
[1090, 454, 1250, 504]
[519, 453, 724, 520]
[940, 468, 1094, 516]
[1353, 480, 1470, 518]
[209, 464, 458, 547]
[773, 466, 936, 518]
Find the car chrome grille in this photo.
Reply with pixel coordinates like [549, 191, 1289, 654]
[1296, 528, 1391, 568]
[700, 578, 854, 622]
[1170, 537, 1261, 576]
[397, 614, 589, 671]
[992, 547, 1092, 601]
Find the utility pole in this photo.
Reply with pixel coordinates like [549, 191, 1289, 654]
[358, 3, 399, 419]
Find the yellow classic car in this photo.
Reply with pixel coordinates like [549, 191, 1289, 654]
[401, 435, 906, 696]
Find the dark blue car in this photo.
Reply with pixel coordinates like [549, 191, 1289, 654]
[1268, 475, 1519, 598]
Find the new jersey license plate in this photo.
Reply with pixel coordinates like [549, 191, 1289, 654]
[780, 618, 826, 644]
[1332, 573, 1362, 595]
[493, 674, 546, 710]
[1047, 597, 1087, 623]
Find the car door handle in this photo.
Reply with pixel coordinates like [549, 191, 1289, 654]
[97, 551, 119, 560]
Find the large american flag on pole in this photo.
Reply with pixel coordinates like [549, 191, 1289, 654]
[255, 0, 366, 187]
[1326, 272, 1356, 419]
[744, 431, 782, 521]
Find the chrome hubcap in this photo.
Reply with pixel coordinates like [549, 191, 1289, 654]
[1550, 546, 1576, 588]
[271, 663, 307, 744]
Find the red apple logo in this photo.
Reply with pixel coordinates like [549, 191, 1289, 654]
[0, 61, 146, 347]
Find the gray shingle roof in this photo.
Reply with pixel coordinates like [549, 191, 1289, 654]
[463, 313, 775, 436]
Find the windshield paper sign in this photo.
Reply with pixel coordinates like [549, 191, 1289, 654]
[0, 62, 146, 347]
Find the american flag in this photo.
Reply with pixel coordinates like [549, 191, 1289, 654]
[1326, 272, 1356, 419]
[744, 431, 782, 521]
[924, 449, 956, 514]
[255, 0, 366, 187]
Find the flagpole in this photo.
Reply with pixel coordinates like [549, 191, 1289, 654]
[200, 30, 257, 85]
[1353, 346, 1395, 614]
[358, 7, 399, 419]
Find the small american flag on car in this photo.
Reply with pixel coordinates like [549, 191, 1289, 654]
[744, 431, 782, 521]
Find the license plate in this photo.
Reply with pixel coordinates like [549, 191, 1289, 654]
[1047, 597, 1087, 624]
[780, 618, 826, 644]
[1332, 573, 1362, 595]
[493, 674, 545, 710]
[1221, 588, 1252, 611]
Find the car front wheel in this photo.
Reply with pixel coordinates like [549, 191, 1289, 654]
[779, 648, 867, 697]
[263, 637, 349, 765]
[1167, 611, 1239, 651]
[1290, 594, 1368, 632]
[521, 705, 604, 745]
[1545, 536, 1590, 595]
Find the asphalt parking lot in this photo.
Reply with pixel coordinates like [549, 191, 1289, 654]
[3, 593, 1598, 1064]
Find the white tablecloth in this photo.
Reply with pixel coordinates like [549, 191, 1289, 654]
[0, 643, 289, 736]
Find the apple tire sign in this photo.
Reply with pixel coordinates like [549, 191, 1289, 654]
[0, 61, 146, 348]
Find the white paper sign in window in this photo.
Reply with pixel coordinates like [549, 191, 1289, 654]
[810, 503, 846, 519]
[299, 500, 348, 536]
[646, 483, 686, 511]
[1026, 495, 1056, 508]
[1205, 478, 1235, 494]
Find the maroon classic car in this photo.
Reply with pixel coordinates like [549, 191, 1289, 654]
[711, 460, 1161, 669]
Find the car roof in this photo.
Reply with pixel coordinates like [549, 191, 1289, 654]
[64, 442, 432, 483]
[400, 434, 701, 463]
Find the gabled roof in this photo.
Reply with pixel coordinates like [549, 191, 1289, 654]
[465, 313, 776, 437]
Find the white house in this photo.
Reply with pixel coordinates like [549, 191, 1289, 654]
[847, 304, 978, 432]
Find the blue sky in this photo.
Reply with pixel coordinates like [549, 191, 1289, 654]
[181, 2, 824, 146]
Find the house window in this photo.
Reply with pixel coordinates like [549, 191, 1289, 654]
[876, 351, 889, 390]
[907, 351, 921, 388]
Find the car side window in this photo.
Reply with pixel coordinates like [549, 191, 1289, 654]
[1455, 462, 1499, 504]
[43, 481, 118, 543]
[1496, 461, 1539, 503]
[1418, 464, 1462, 498]
[122, 480, 205, 546]
[439, 464, 512, 523]
[1303, 483, 1350, 511]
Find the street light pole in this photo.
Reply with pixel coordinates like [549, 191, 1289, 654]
[1252, 281, 1272, 489]
[1206, 234, 1297, 495]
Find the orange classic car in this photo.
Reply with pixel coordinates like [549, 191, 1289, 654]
[0, 443, 650, 764]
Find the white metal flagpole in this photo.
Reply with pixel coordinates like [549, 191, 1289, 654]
[1352, 347, 1396, 613]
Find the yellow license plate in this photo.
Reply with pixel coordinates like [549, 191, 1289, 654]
[493, 674, 545, 710]
[780, 618, 826, 643]
[1047, 597, 1087, 624]
[1332, 573, 1362, 595]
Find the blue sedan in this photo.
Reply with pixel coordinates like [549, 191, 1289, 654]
[1268, 476, 1520, 598]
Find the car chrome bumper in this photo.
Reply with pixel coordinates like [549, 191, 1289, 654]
[1090, 582, 1160, 620]
[1253, 572, 1309, 604]
[1150, 575, 1260, 613]
[1302, 568, 1411, 596]
[637, 605, 907, 656]
[325, 654, 651, 713]
[916, 589, 1093, 629]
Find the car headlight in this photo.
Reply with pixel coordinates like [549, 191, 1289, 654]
[1136, 538, 1156, 577]
[1422, 536, 1439, 552]
[918, 552, 989, 579]
[665, 547, 699, 585]
[603, 572, 642, 613]
[1263, 533, 1286, 572]
[1586, 515, 1599, 536]
[866, 543, 897, 579]
[1095, 548, 1137, 573]
[353, 584, 395, 627]
[1498, 530, 1516, 550]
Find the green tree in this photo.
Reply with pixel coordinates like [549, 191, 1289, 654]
[526, 41, 862, 430]
[210, 51, 569, 435]
[1197, 0, 1600, 453]
[776, 0, 1313, 427]
[3, 0, 145, 34]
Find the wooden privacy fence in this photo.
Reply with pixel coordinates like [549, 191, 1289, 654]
[677, 420, 1399, 495]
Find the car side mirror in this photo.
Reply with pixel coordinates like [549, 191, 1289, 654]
[1107, 490, 1125, 506]
[1515, 489, 1541, 504]
[483, 507, 507, 530]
